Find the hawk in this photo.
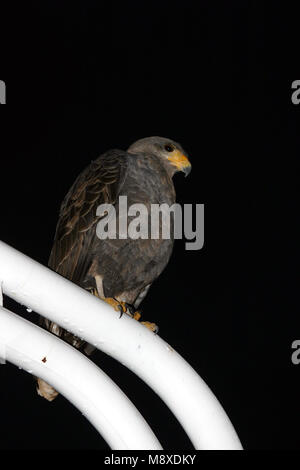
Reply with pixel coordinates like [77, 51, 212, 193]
[37, 136, 191, 400]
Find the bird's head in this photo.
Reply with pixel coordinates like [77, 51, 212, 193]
[127, 136, 191, 177]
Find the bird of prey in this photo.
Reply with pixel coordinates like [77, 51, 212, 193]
[37, 136, 191, 401]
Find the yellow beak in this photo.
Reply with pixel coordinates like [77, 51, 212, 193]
[167, 150, 192, 176]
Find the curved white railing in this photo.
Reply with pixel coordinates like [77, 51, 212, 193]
[0, 305, 162, 450]
[0, 241, 243, 450]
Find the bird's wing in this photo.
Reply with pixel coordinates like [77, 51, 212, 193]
[48, 149, 128, 286]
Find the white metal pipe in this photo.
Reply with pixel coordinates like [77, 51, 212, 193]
[0, 241, 243, 449]
[0, 305, 162, 450]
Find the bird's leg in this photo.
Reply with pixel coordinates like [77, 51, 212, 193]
[90, 288, 158, 332]
[89, 288, 127, 317]
[91, 278, 128, 317]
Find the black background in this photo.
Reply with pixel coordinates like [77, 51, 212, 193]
[0, 1, 299, 450]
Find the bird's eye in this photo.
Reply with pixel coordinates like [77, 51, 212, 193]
[164, 144, 174, 152]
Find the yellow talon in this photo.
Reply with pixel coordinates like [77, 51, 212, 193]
[141, 321, 159, 333]
[132, 311, 141, 321]
[103, 297, 127, 313]
[90, 290, 157, 331]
